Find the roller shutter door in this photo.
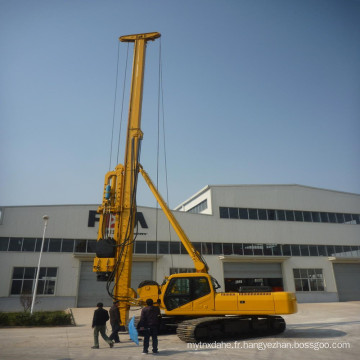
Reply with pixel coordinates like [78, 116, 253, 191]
[77, 261, 153, 307]
[224, 262, 282, 278]
[333, 263, 360, 301]
[131, 261, 154, 290]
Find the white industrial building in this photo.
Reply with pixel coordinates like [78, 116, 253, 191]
[0, 184, 359, 311]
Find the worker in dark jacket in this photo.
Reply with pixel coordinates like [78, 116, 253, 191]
[139, 298, 161, 354]
[109, 300, 121, 343]
[91, 302, 114, 349]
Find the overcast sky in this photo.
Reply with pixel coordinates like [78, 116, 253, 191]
[1, 0, 359, 209]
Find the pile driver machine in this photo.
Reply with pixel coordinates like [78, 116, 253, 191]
[93, 32, 297, 342]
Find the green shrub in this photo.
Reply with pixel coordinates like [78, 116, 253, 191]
[48, 311, 72, 325]
[0, 312, 10, 326]
[15, 312, 32, 326]
[31, 312, 48, 325]
[0, 311, 73, 326]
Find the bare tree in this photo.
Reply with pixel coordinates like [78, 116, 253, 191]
[20, 292, 40, 312]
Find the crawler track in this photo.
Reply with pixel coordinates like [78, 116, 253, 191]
[176, 315, 286, 343]
[134, 314, 286, 343]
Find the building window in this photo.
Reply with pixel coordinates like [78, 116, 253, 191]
[317, 245, 327, 256]
[344, 214, 353, 223]
[291, 245, 300, 256]
[309, 245, 319, 256]
[169, 241, 180, 254]
[282, 244, 291, 256]
[169, 267, 196, 275]
[293, 268, 324, 292]
[248, 209, 258, 220]
[159, 241, 169, 254]
[303, 211, 312, 222]
[202, 242, 212, 255]
[253, 243, 264, 255]
[267, 209, 276, 220]
[335, 213, 344, 223]
[35, 238, 49, 252]
[294, 211, 303, 222]
[180, 243, 187, 255]
[0, 237, 9, 251]
[243, 243, 254, 255]
[320, 212, 329, 223]
[188, 200, 208, 214]
[212, 243, 223, 255]
[326, 245, 335, 256]
[258, 209, 267, 220]
[87, 240, 97, 253]
[239, 208, 249, 219]
[134, 240, 146, 253]
[263, 244, 274, 256]
[334, 246, 344, 256]
[1, 236, 358, 259]
[272, 244, 283, 256]
[229, 207, 239, 219]
[10, 267, 57, 295]
[299, 245, 310, 256]
[75, 239, 87, 253]
[147, 241, 157, 254]
[22, 238, 36, 252]
[8, 238, 23, 251]
[48, 238, 61, 252]
[285, 210, 294, 221]
[223, 243, 233, 255]
[233, 243, 243, 255]
[351, 214, 360, 224]
[219, 207, 360, 225]
[62, 239, 75, 252]
[219, 207, 229, 219]
[276, 210, 286, 221]
[311, 212, 321, 222]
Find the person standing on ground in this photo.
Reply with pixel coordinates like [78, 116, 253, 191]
[91, 302, 114, 349]
[139, 298, 161, 354]
[109, 300, 121, 343]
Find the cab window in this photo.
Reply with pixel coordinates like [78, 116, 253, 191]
[164, 277, 211, 311]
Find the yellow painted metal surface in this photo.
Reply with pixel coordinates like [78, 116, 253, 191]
[273, 291, 298, 314]
[160, 273, 297, 316]
[93, 257, 116, 273]
[93, 33, 161, 327]
[93, 32, 297, 332]
[139, 166, 208, 273]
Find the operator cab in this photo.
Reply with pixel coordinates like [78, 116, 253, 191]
[163, 273, 220, 311]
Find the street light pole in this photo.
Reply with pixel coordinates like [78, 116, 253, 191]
[30, 215, 49, 315]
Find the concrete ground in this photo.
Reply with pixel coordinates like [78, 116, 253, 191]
[0, 302, 359, 360]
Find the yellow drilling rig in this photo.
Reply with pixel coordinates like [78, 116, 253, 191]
[93, 32, 297, 343]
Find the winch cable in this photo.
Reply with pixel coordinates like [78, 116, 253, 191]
[104, 41, 131, 299]
[154, 40, 162, 278]
[160, 45, 174, 270]
[109, 41, 121, 171]
[116, 42, 130, 164]
[156, 39, 174, 269]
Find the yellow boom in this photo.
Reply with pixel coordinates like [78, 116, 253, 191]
[139, 165, 208, 273]
[93, 32, 160, 327]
